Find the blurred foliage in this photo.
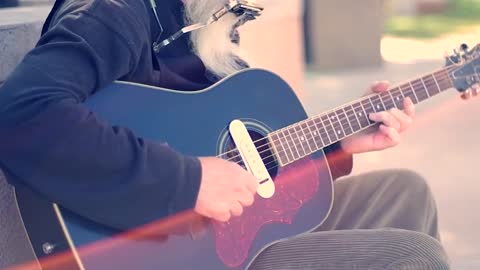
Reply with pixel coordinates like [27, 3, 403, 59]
[386, 0, 480, 39]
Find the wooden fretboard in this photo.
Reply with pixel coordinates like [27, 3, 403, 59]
[269, 68, 453, 166]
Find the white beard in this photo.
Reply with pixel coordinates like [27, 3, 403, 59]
[183, 0, 253, 78]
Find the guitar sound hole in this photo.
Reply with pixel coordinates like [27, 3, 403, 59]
[224, 130, 279, 179]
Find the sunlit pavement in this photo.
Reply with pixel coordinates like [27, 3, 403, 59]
[304, 35, 480, 269]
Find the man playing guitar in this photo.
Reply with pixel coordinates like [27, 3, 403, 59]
[0, 0, 467, 269]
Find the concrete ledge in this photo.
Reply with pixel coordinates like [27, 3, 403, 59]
[0, 5, 51, 82]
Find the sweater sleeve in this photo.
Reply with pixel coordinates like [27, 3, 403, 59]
[0, 3, 201, 230]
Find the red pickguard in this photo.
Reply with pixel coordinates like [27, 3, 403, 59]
[212, 159, 321, 268]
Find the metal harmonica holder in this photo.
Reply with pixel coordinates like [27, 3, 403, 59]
[151, 0, 264, 53]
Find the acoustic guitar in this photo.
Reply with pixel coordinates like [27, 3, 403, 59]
[13, 44, 480, 270]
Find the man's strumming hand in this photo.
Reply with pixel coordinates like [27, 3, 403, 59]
[195, 157, 258, 222]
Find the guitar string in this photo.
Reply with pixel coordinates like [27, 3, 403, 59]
[221, 74, 453, 166]
[219, 72, 454, 166]
[259, 71, 477, 171]
[218, 72, 453, 162]
[217, 70, 455, 165]
[216, 65, 457, 160]
[216, 61, 474, 165]
[257, 74, 460, 172]
[239, 75, 454, 170]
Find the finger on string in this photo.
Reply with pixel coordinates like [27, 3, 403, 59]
[379, 124, 400, 144]
[369, 111, 401, 131]
[370, 80, 390, 93]
[403, 97, 415, 117]
[389, 108, 412, 132]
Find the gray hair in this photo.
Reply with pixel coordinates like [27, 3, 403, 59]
[183, 0, 253, 78]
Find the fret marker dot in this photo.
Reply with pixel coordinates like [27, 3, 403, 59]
[331, 116, 335, 120]
[301, 137, 305, 141]
[337, 130, 341, 135]
[358, 112, 362, 116]
[376, 105, 381, 109]
[396, 97, 401, 101]
[313, 132, 317, 136]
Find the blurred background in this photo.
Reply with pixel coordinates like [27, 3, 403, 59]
[1, 0, 479, 269]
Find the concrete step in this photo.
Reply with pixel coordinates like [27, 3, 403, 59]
[0, 4, 52, 82]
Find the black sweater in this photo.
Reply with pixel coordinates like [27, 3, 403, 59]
[0, 0, 352, 230]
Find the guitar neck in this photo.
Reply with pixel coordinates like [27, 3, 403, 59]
[269, 68, 454, 167]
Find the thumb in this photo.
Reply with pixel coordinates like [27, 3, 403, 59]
[370, 80, 390, 94]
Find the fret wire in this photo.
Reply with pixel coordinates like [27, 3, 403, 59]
[391, 87, 403, 109]
[444, 70, 454, 89]
[402, 84, 417, 104]
[287, 128, 301, 158]
[368, 96, 377, 113]
[280, 129, 295, 163]
[323, 114, 339, 141]
[358, 100, 368, 116]
[303, 121, 320, 152]
[303, 122, 316, 152]
[269, 133, 285, 165]
[289, 126, 301, 158]
[343, 105, 360, 134]
[436, 76, 450, 88]
[429, 76, 445, 93]
[361, 99, 375, 124]
[304, 122, 318, 152]
[437, 76, 451, 90]
[333, 111, 347, 137]
[379, 94, 388, 110]
[423, 75, 438, 97]
[316, 117, 333, 145]
[432, 74, 441, 93]
[380, 92, 394, 110]
[298, 124, 313, 154]
[442, 68, 455, 87]
[325, 114, 337, 139]
[309, 119, 326, 147]
[371, 95, 384, 112]
[350, 104, 363, 130]
[420, 77, 430, 98]
[409, 81, 420, 102]
[281, 129, 296, 161]
[387, 89, 400, 109]
[293, 125, 307, 157]
[310, 121, 323, 148]
[396, 87, 405, 99]
[417, 77, 430, 100]
[344, 105, 360, 131]
[412, 79, 428, 101]
[274, 132, 290, 164]
[341, 107, 355, 134]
